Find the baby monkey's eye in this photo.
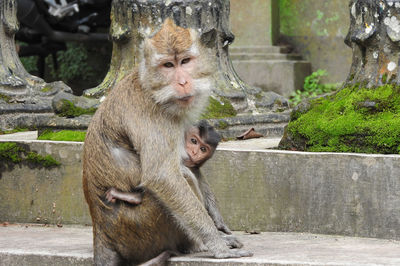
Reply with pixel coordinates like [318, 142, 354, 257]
[181, 58, 191, 64]
[191, 138, 197, 144]
[163, 62, 174, 68]
[200, 147, 207, 153]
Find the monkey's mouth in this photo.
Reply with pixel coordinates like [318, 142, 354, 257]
[176, 95, 194, 106]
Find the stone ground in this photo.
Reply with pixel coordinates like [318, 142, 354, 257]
[1, 224, 400, 266]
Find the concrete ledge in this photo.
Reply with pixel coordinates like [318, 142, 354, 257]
[1, 140, 400, 240]
[1, 225, 399, 266]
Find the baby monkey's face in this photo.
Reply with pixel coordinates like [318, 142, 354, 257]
[184, 127, 214, 168]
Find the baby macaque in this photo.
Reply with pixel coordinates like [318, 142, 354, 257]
[105, 120, 233, 235]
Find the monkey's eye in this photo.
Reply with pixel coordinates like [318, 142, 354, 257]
[181, 58, 191, 64]
[191, 138, 197, 144]
[163, 62, 174, 68]
[200, 147, 207, 153]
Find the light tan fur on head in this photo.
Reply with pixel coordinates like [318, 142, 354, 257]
[151, 18, 193, 55]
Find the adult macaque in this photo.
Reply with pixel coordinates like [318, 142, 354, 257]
[106, 120, 236, 237]
[83, 19, 252, 265]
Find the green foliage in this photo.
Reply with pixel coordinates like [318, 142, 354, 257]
[0, 142, 60, 167]
[20, 56, 39, 73]
[56, 100, 97, 118]
[290, 70, 339, 106]
[38, 130, 86, 142]
[201, 97, 237, 119]
[48, 43, 94, 82]
[287, 84, 400, 154]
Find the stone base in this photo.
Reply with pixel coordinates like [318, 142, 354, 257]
[231, 46, 312, 97]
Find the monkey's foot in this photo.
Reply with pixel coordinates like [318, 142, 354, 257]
[221, 234, 243, 249]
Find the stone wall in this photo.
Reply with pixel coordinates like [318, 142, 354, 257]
[230, 0, 352, 84]
[279, 0, 352, 83]
[1, 141, 400, 241]
[230, 0, 279, 46]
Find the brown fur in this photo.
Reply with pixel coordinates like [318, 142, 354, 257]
[151, 18, 193, 55]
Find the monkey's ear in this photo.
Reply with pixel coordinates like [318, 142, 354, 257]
[200, 28, 217, 48]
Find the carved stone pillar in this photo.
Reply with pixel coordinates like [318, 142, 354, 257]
[0, 0, 72, 131]
[345, 0, 400, 87]
[84, 0, 288, 114]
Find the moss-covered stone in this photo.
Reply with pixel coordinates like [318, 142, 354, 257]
[0, 142, 60, 167]
[280, 84, 400, 154]
[0, 93, 11, 103]
[201, 97, 237, 119]
[0, 128, 29, 135]
[38, 130, 86, 142]
[218, 120, 229, 130]
[56, 100, 97, 118]
[40, 86, 52, 93]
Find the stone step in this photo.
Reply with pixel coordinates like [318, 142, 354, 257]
[232, 60, 311, 97]
[230, 53, 303, 61]
[230, 45, 291, 54]
[1, 225, 399, 266]
[208, 113, 290, 139]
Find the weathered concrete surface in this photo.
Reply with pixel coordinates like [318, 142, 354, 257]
[204, 149, 400, 240]
[231, 55, 311, 97]
[1, 140, 400, 241]
[1, 225, 400, 266]
[0, 131, 37, 140]
[279, 0, 351, 83]
[230, 1, 311, 97]
[230, 0, 279, 46]
[0, 140, 91, 225]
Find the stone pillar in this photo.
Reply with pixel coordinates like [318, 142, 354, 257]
[0, 0, 77, 131]
[84, 0, 288, 114]
[345, 0, 400, 87]
[230, 0, 311, 98]
[230, 0, 279, 47]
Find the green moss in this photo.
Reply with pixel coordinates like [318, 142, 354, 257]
[0, 128, 29, 135]
[382, 73, 388, 84]
[26, 152, 60, 167]
[218, 121, 229, 130]
[0, 93, 11, 103]
[0, 142, 60, 167]
[279, 0, 301, 36]
[0, 142, 23, 163]
[41, 86, 52, 93]
[38, 130, 86, 142]
[57, 100, 97, 118]
[201, 97, 237, 119]
[286, 84, 400, 154]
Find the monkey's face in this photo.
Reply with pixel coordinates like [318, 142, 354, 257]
[139, 19, 213, 118]
[157, 54, 196, 108]
[183, 127, 214, 168]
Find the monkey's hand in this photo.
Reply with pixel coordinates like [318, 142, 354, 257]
[220, 233, 244, 249]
